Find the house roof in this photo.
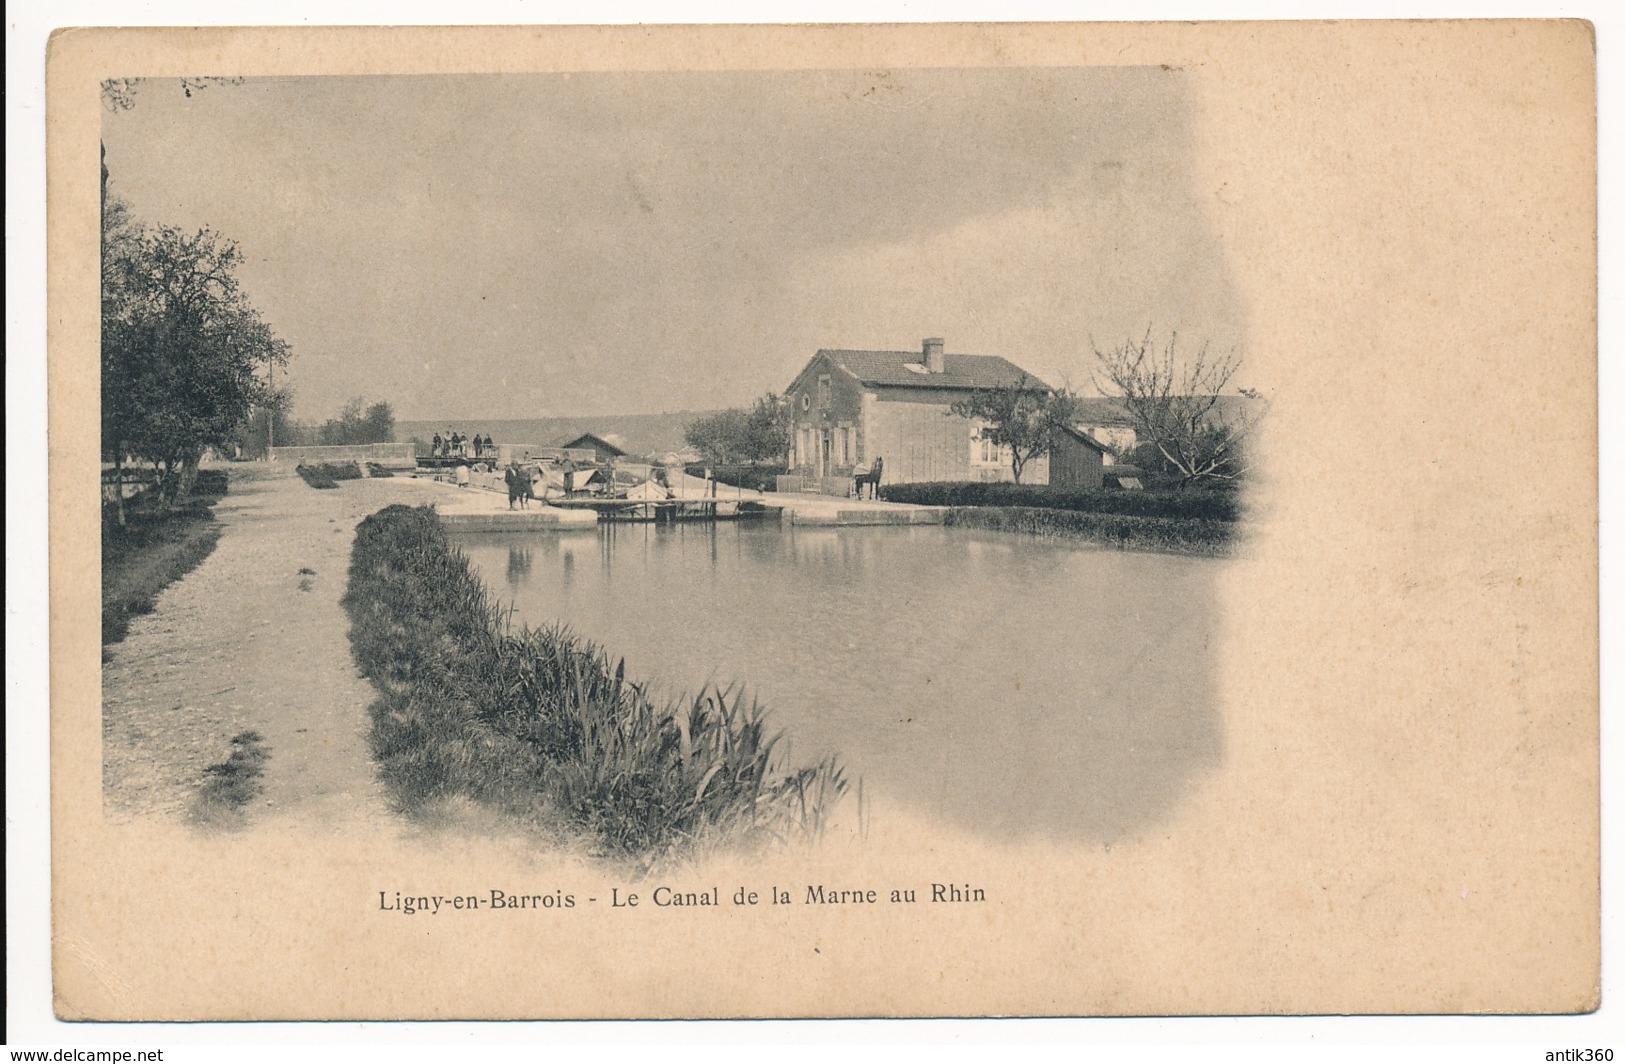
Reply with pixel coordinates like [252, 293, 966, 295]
[814, 349, 1046, 392]
[1071, 397, 1139, 426]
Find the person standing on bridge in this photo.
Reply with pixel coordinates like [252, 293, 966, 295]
[431, 433, 443, 458]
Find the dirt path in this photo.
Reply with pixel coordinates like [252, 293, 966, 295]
[101, 466, 454, 831]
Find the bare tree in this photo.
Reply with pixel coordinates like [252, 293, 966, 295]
[102, 77, 245, 113]
[1090, 331, 1265, 489]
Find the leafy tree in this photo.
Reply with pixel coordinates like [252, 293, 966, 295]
[742, 392, 792, 465]
[239, 386, 299, 458]
[101, 194, 143, 526]
[317, 397, 396, 445]
[684, 408, 753, 465]
[685, 393, 790, 465]
[1090, 331, 1266, 489]
[949, 375, 1078, 484]
[364, 400, 397, 445]
[318, 397, 364, 445]
[102, 216, 290, 514]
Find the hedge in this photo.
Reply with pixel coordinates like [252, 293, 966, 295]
[880, 481, 1240, 522]
[945, 507, 1234, 555]
[295, 462, 364, 489]
[683, 464, 787, 493]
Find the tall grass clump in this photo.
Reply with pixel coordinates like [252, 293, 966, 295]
[190, 731, 271, 829]
[343, 504, 847, 862]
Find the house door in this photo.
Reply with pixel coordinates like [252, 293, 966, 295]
[820, 430, 833, 477]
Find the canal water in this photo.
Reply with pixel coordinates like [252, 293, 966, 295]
[456, 522, 1224, 845]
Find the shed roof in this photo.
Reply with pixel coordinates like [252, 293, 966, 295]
[815, 348, 1046, 391]
[1054, 423, 1112, 453]
[556, 432, 628, 457]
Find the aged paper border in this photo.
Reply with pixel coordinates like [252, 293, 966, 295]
[20, 8, 1607, 1038]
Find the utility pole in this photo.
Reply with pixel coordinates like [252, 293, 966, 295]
[267, 358, 275, 457]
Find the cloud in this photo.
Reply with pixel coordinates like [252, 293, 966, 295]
[100, 68, 1241, 418]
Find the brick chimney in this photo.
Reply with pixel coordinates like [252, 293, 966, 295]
[923, 337, 945, 374]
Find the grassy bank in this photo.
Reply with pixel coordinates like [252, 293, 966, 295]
[944, 506, 1234, 555]
[342, 504, 848, 863]
[102, 470, 229, 646]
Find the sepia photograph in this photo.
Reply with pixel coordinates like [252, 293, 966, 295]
[26, 16, 1602, 1034]
[95, 63, 1258, 854]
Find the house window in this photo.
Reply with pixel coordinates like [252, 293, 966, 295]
[835, 426, 853, 466]
[970, 424, 1007, 466]
[818, 375, 831, 409]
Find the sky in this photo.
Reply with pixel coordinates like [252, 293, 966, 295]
[101, 68, 1246, 423]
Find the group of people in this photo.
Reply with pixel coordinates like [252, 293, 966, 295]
[504, 460, 544, 510]
[431, 431, 494, 459]
[498, 457, 592, 509]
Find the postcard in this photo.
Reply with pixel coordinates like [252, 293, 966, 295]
[47, 21, 1597, 1019]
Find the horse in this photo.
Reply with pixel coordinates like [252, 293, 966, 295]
[853, 456, 883, 500]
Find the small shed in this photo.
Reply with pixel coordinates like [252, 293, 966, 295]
[557, 433, 628, 463]
[1048, 424, 1109, 491]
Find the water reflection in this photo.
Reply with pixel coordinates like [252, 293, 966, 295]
[505, 545, 533, 588]
[457, 522, 1225, 846]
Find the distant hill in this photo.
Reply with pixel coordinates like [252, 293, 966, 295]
[397, 411, 719, 459]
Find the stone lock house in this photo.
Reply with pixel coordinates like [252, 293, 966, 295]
[784, 338, 1056, 489]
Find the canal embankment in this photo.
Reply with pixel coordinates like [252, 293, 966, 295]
[341, 503, 848, 863]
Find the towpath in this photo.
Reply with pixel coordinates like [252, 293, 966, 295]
[101, 466, 464, 830]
